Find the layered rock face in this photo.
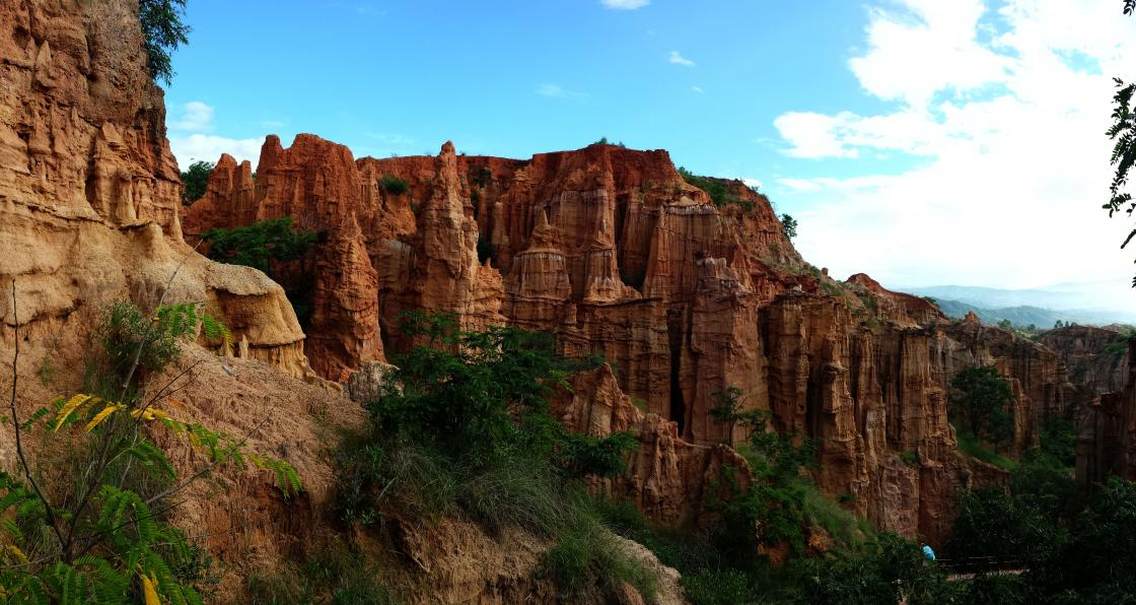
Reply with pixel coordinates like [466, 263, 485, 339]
[935, 313, 1069, 454]
[1040, 324, 1129, 397]
[183, 133, 1083, 542]
[0, 0, 310, 378]
[1077, 346, 1136, 485]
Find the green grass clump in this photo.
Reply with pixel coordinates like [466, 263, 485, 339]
[956, 428, 1018, 471]
[247, 537, 397, 605]
[542, 507, 658, 602]
[680, 569, 753, 605]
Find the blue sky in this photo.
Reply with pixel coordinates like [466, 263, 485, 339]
[165, 0, 1136, 312]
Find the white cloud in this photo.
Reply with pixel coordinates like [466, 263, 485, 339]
[601, 0, 649, 9]
[691, 85, 705, 94]
[742, 177, 762, 190]
[170, 101, 214, 132]
[167, 101, 264, 170]
[170, 134, 263, 170]
[771, 0, 1136, 308]
[668, 51, 695, 67]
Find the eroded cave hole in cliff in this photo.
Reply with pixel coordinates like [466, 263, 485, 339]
[668, 307, 687, 437]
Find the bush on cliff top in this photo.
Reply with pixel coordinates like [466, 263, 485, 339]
[677, 167, 755, 211]
[379, 174, 409, 195]
[333, 312, 649, 600]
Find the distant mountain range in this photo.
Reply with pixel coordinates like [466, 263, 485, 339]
[900, 283, 1136, 327]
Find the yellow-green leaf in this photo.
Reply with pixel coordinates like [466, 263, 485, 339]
[54, 394, 97, 431]
[84, 404, 123, 432]
[141, 573, 161, 605]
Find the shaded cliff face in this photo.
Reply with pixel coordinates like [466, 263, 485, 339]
[1040, 325, 1129, 396]
[936, 314, 1070, 454]
[182, 134, 1084, 543]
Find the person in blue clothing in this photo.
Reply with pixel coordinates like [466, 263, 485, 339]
[922, 544, 936, 562]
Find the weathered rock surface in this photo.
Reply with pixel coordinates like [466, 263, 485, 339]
[1040, 324, 1129, 397]
[1077, 345, 1136, 485]
[0, 0, 311, 379]
[1, 4, 1099, 591]
[183, 131, 1080, 543]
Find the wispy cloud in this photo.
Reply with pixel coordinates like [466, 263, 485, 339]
[536, 83, 586, 99]
[668, 50, 695, 67]
[167, 101, 264, 169]
[170, 101, 214, 132]
[601, 0, 649, 9]
[691, 85, 704, 94]
[170, 134, 264, 170]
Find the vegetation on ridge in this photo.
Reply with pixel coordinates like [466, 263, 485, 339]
[677, 167, 756, 211]
[331, 312, 651, 601]
[0, 286, 300, 603]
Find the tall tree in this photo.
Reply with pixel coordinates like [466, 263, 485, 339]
[951, 366, 1014, 449]
[180, 160, 212, 204]
[1107, 1, 1136, 284]
[139, 0, 190, 84]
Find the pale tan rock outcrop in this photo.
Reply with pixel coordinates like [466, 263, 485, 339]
[0, 0, 311, 379]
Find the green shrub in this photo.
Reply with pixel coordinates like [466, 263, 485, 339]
[791, 534, 955, 605]
[202, 217, 318, 274]
[380, 175, 409, 195]
[541, 508, 657, 603]
[557, 431, 638, 479]
[900, 450, 919, 467]
[0, 297, 298, 604]
[459, 456, 565, 537]
[780, 214, 798, 239]
[333, 313, 651, 597]
[956, 428, 1018, 471]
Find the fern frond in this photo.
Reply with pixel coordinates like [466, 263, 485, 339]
[199, 313, 233, 356]
[21, 406, 51, 430]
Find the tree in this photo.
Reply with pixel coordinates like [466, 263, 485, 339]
[139, 0, 190, 85]
[201, 217, 318, 274]
[1107, 1, 1136, 285]
[950, 367, 1014, 449]
[781, 213, 798, 239]
[997, 318, 1014, 330]
[180, 160, 213, 204]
